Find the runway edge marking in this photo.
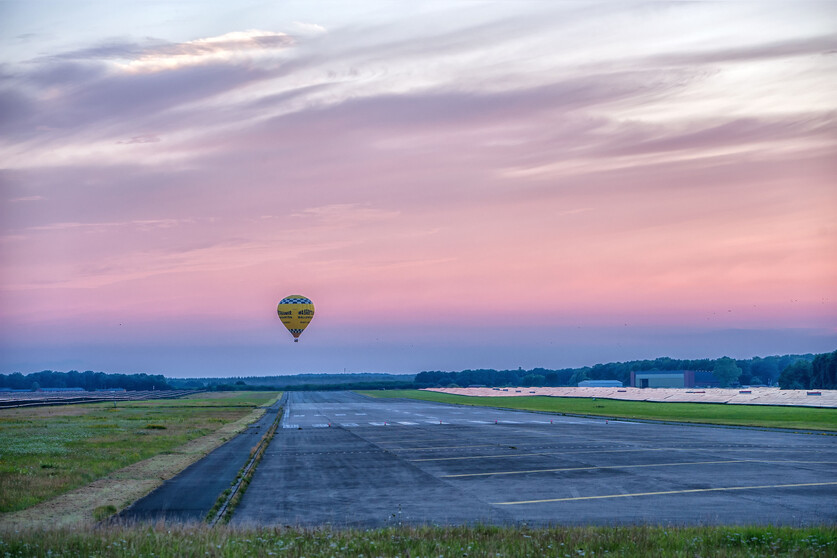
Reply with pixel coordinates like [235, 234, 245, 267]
[492, 481, 837, 505]
[443, 459, 837, 478]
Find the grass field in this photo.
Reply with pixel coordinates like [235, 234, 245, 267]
[359, 390, 837, 431]
[0, 391, 276, 513]
[0, 524, 834, 557]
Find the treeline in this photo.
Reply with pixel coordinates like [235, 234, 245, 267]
[0, 370, 171, 391]
[207, 380, 417, 392]
[3, 351, 834, 393]
[169, 373, 414, 390]
[778, 350, 837, 390]
[415, 353, 832, 389]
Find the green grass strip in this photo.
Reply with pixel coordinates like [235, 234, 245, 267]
[0, 525, 834, 557]
[358, 390, 837, 431]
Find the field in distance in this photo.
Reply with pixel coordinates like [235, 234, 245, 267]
[359, 390, 837, 431]
[0, 391, 276, 514]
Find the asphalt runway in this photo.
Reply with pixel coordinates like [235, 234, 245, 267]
[118, 396, 285, 523]
[231, 391, 837, 527]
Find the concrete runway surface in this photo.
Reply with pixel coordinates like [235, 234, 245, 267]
[230, 391, 837, 527]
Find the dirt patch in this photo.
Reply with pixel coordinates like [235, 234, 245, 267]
[0, 396, 278, 532]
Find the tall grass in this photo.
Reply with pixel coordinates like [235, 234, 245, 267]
[0, 524, 834, 557]
[360, 390, 837, 431]
[0, 392, 276, 513]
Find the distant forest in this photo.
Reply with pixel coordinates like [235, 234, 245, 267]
[0, 370, 169, 391]
[1, 350, 835, 391]
[167, 373, 415, 391]
[414, 352, 837, 390]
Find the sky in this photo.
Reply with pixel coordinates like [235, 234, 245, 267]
[1, 1, 835, 377]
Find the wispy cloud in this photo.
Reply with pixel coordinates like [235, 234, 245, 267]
[21, 218, 189, 234]
[291, 204, 400, 224]
[117, 30, 294, 73]
[292, 22, 327, 35]
[8, 196, 45, 203]
[116, 134, 161, 144]
[648, 35, 837, 67]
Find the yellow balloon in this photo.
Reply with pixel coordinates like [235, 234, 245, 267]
[277, 295, 315, 342]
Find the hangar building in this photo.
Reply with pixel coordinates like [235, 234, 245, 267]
[630, 370, 719, 388]
[578, 380, 624, 387]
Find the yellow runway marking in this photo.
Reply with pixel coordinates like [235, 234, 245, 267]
[442, 459, 837, 478]
[742, 460, 837, 466]
[443, 459, 747, 477]
[492, 481, 837, 505]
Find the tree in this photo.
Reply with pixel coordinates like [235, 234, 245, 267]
[778, 359, 813, 390]
[569, 369, 589, 386]
[811, 350, 837, 389]
[522, 374, 545, 387]
[712, 357, 742, 388]
[750, 357, 779, 385]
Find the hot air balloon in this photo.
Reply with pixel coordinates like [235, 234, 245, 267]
[277, 295, 315, 342]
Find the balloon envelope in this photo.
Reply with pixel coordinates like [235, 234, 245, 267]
[277, 295, 315, 342]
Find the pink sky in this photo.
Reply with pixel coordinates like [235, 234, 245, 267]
[1, 2, 835, 376]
